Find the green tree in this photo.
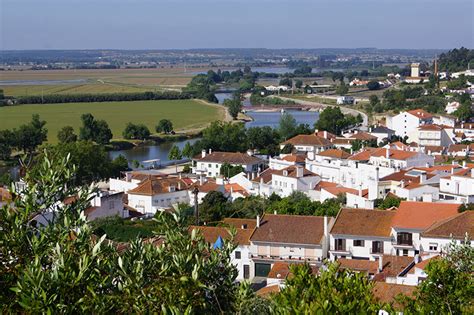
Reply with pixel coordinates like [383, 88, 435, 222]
[278, 112, 297, 140]
[401, 241, 473, 314]
[294, 79, 303, 89]
[14, 114, 48, 153]
[0, 129, 15, 160]
[0, 153, 241, 313]
[181, 141, 194, 158]
[279, 77, 293, 87]
[95, 120, 113, 145]
[454, 102, 473, 122]
[122, 122, 150, 140]
[272, 263, 384, 313]
[367, 80, 381, 90]
[57, 126, 77, 143]
[315, 106, 353, 135]
[168, 145, 182, 173]
[32, 141, 126, 185]
[220, 162, 245, 178]
[376, 195, 402, 209]
[199, 190, 229, 223]
[336, 82, 349, 95]
[155, 119, 173, 134]
[79, 113, 112, 144]
[224, 96, 243, 120]
[280, 143, 294, 154]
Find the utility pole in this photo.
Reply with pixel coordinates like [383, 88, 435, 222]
[192, 185, 199, 225]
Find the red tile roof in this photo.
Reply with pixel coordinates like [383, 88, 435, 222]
[391, 201, 459, 230]
[338, 259, 379, 274]
[422, 211, 473, 239]
[318, 149, 351, 159]
[189, 225, 253, 245]
[407, 109, 433, 119]
[194, 151, 262, 164]
[283, 134, 332, 147]
[330, 208, 396, 237]
[128, 177, 189, 196]
[372, 282, 416, 308]
[222, 218, 257, 230]
[250, 214, 326, 245]
[273, 166, 318, 178]
[252, 168, 276, 184]
[281, 154, 306, 163]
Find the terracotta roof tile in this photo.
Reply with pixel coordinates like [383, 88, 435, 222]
[314, 180, 338, 191]
[283, 134, 332, 147]
[407, 109, 433, 119]
[222, 218, 257, 230]
[189, 225, 254, 246]
[250, 214, 327, 245]
[391, 201, 459, 230]
[330, 208, 396, 237]
[272, 166, 318, 178]
[194, 151, 262, 164]
[448, 144, 469, 153]
[256, 284, 280, 297]
[372, 282, 416, 308]
[252, 168, 276, 184]
[422, 211, 473, 239]
[281, 154, 306, 163]
[317, 149, 351, 159]
[348, 132, 378, 141]
[338, 259, 379, 274]
[128, 177, 189, 196]
[267, 262, 318, 279]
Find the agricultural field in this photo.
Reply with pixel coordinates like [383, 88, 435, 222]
[0, 99, 225, 143]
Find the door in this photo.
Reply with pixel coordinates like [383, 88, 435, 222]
[255, 263, 271, 277]
[243, 265, 250, 279]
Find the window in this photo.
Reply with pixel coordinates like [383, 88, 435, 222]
[397, 232, 413, 246]
[402, 249, 409, 256]
[372, 241, 383, 254]
[429, 243, 438, 251]
[354, 240, 365, 247]
[335, 239, 346, 251]
[208, 164, 212, 167]
[235, 251, 241, 259]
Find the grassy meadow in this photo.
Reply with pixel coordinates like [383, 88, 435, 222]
[0, 100, 224, 143]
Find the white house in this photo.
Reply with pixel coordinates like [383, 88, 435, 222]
[190, 220, 255, 281]
[127, 177, 190, 214]
[439, 167, 474, 203]
[192, 150, 264, 178]
[86, 191, 127, 221]
[368, 125, 396, 144]
[329, 208, 397, 261]
[336, 96, 355, 105]
[280, 134, 333, 153]
[445, 101, 460, 114]
[249, 214, 333, 277]
[268, 154, 306, 170]
[408, 124, 455, 147]
[386, 109, 433, 138]
[390, 201, 459, 257]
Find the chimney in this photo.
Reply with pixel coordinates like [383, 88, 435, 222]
[375, 167, 380, 181]
[451, 167, 455, 174]
[251, 172, 256, 180]
[462, 161, 466, 168]
[350, 147, 353, 155]
[324, 216, 329, 238]
[274, 210, 277, 215]
[461, 123, 464, 128]
[241, 224, 247, 229]
[260, 177, 264, 185]
[256, 215, 260, 228]
[400, 180, 405, 188]
[247, 149, 253, 156]
[358, 185, 363, 197]
[315, 129, 319, 135]
[324, 131, 328, 139]
[209, 148, 212, 154]
[386, 148, 390, 159]
[369, 127, 372, 133]
[428, 150, 431, 155]
[420, 173, 426, 184]
[378, 256, 383, 273]
[296, 166, 304, 178]
[201, 149, 206, 158]
[178, 181, 182, 190]
[179, 173, 182, 179]
[199, 175, 204, 185]
[471, 168, 474, 178]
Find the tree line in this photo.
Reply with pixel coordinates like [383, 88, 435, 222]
[9, 90, 192, 106]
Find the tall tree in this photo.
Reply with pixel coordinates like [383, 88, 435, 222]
[122, 123, 150, 140]
[78, 113, 112, 144]
[224, 96, 243, 120]
[155, 119, 173, 134]
[181, 141, 194, 158]
[278, 113, 297, 140]
[14, 114, 48, 153]
[57, 126, 77, 143]
[168, 145, 182, 173]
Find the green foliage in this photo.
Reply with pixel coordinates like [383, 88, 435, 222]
[250, 94, 296, 106]
[181, 141, 194, 158]
[294, 79, 303, 89]
[454, 101, 473, 122]
[32, 141, 128, 185]
[280, 143, 294, 154]
[0, 129, 15, 160]
[278, 113, 297, 140]
[0, 154, 241, 313]
[183, 74, 218, 103]
[458, 203, 474, 213]
[155, 118, 174, 134]
[438, 47, 474, 72]
[271, 262, 384, 313]
[401, 241, 474, 314]
[247, 126, 281, 154]
[224, 96, 243, 120]
[235, 281, 272, 314]
[367, 80, 381, 90]
[220, 162, 245, 178]
[335, 82, 349, 95]
[315, 106, 358, 135]
[122, 122, 150, 140]
[279, 77, 293, 87]
[92, 216, 159, 242]
[14, 114, 48, 153]
[266, 191, 343, 217]
[200, 190, 230, 223]
[79, 113, 113, 145]
[376, 195, 403, 210]
[57, 125, 77, 143]
[193, 121, 248, 153]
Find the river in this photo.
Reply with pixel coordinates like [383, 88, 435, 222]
[110, 109, 319, 166]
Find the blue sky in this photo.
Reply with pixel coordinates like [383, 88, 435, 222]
[1, 0, 473, 50]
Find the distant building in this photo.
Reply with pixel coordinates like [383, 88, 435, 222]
[336, 96, 355, 105]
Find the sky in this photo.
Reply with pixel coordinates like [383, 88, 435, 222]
[1, 0, 473, 50]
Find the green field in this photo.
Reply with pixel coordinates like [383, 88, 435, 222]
[0, 100, 224, 143]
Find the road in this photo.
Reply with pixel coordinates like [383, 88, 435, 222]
[276, 96, 369, 131]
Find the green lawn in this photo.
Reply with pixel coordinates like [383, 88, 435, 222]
[0, 100, 224, 143]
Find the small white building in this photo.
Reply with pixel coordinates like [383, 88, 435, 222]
[192, 150, 264, 178]
[86, 191, 126, 221]
[268, 154, 306, 170]
[368, 125, 395, 145]
[280, 134, 333, 153]
[439, 167, 474, 203]
[337, 96, 355, 105]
